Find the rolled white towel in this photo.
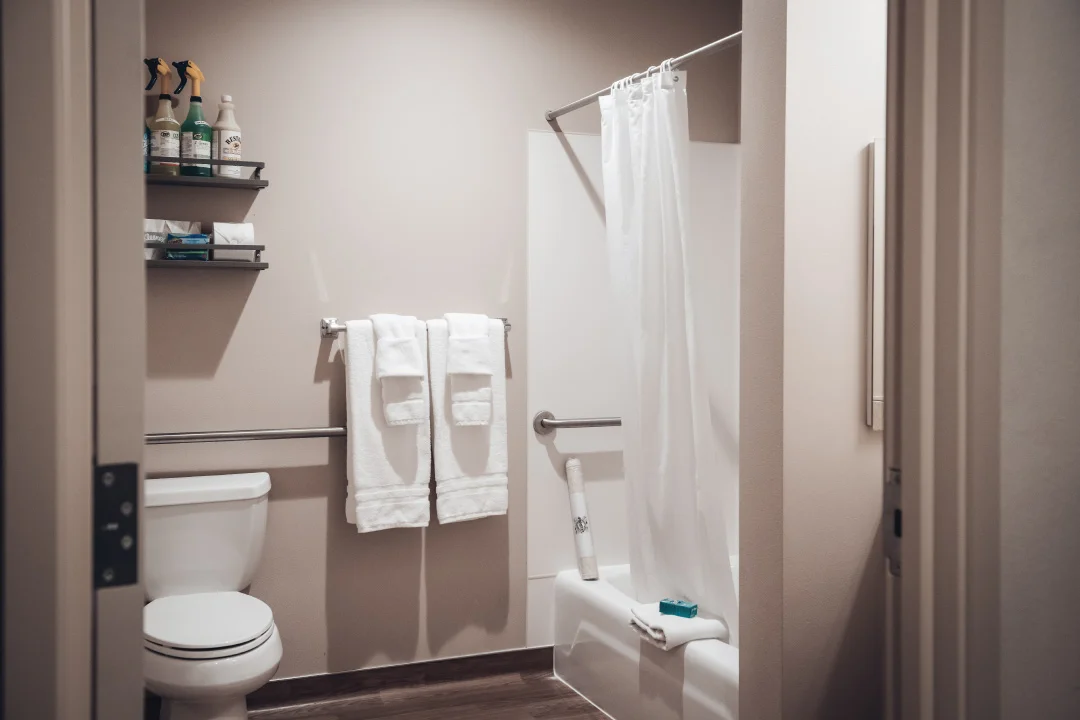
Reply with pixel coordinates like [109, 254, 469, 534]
[629, 603, 729, 651]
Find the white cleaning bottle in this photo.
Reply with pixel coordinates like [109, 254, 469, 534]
[211, 94, 242, 178]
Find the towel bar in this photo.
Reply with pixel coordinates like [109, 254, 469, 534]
[533, 411, 622, 435]
[321, 317, 510, 338]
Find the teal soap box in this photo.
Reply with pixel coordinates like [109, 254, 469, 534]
[659, 598, 698, 618]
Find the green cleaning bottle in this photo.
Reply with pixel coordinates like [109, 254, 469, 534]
[146, 58, 180, 176]
[173, 61, 212, 177]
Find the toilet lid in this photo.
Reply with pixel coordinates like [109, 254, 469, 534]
[144, 592, 274, 652]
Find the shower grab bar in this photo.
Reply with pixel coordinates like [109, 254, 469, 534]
[146, 427, 346, 445]
[321, 317, 511, 338]
[532, 411, 621, 435]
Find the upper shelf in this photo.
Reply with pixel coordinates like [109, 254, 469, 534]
[146, 157, 268, 190]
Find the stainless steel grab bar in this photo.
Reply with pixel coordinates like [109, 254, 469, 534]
[532, 411, 621, 435]
[146, 427, 346, 445]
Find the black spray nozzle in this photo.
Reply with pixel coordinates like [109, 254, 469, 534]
[171, 60, 191, 94]
[144, 57, 165, 92]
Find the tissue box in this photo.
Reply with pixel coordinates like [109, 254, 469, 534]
[145, 219, 201, 259]
[165, 233, 210, 260]
[659, 598, 698, 618]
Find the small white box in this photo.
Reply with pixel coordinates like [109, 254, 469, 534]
[212, 222, 256, 262]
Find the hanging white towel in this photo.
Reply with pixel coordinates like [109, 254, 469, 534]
[371, 314, 428, 426]
[427, 318, 508, 523]
[629, 603, 729, 651]
[444, 313, 493, 426]
[343, 319, 431, 532]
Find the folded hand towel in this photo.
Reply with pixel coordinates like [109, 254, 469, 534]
[444, 313, 494, 426]
[343, 319, 431, 532]
[428, 318, 508, 523]
[629, 603, 729, 651]
[371, 314, 428, 426]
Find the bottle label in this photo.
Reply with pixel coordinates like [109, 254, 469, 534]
[181, 132, 211, 170]
[150, 129, 179, 166]
[214, 130, 242, 178]
[569, 491, 596, 560]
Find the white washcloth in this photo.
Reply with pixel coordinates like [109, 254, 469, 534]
[629, 603, 729, 651]
[343, 319, 431, 532]
[428, 318, 508, 523]
[370, 314, 428, 426]
[444, 313, 493, 426]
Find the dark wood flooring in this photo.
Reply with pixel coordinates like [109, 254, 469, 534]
[247, 668, 607, 720]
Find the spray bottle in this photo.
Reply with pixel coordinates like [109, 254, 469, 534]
[172, 60, 212, 177]
[145, 58, 180, 176]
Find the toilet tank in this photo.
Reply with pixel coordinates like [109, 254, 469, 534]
[144, 472, 271, 600]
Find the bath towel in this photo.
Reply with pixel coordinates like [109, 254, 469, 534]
[343, 319, 431, 532]
[427, 318, 508, 523]
[630, 603, 729, 651]
[371, 314, 428, 426]
[444, 313, 494, 426]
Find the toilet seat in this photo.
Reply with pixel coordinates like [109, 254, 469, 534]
[144, 591, 274, 660]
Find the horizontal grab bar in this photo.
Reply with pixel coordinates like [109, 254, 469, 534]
[532, 411, 621, 435]
[146, 427, 346, 445]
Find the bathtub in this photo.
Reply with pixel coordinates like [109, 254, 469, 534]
[554, 565, 739, 720]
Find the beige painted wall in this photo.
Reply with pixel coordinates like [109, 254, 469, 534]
[782, 1, 886, 717]
[741, 1, 886, 717]
[144, 0, 740, 679]
[1000, 2, 1080, 716]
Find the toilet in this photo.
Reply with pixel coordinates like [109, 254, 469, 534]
[143, 472, 282, 720]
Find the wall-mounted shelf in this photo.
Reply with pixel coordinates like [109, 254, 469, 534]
[145, 157, 268, 190]
[147, 260, 268, 271]
[147, 175, 269, 190]
[145, 243, 267, 271]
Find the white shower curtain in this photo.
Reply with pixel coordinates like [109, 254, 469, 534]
[599, 70, 739, 644]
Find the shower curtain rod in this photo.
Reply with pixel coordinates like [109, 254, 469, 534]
[545, 30, 743, 122]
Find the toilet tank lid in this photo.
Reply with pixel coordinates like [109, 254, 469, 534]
[146, 472, 271, 507]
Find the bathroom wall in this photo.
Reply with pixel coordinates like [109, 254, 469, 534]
[740, 0, 887, 717]
[1000, 1, 1080, 715]
[781, 0, 887, 717]
[144, 0, 741, 679]
[525, 132, 740, 647]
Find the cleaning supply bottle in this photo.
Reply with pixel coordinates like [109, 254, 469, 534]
[145, 58, 180, 176]
[143, 58, 163, 173]
[211, 95, 242, 178]
[172, 60, 212, 177]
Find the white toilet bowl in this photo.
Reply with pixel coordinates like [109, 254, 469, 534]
[144, 591, 282, 720]
[143, 473, 280, 720]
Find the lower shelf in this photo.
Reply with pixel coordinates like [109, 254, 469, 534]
[146, 260, 268, 271]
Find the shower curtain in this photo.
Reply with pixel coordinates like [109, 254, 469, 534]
[599, 69, 739, 644]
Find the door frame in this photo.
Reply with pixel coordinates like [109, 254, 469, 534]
[2, 0, 146, 717]
[2, 0, 96, 717]
[890, 1, 1005, 718]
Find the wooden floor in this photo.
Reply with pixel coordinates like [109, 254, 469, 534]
[247, 669, 607, 720]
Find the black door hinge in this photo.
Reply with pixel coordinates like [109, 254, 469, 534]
[885, 467, 901, 576]
[94, 463, 138, 588]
